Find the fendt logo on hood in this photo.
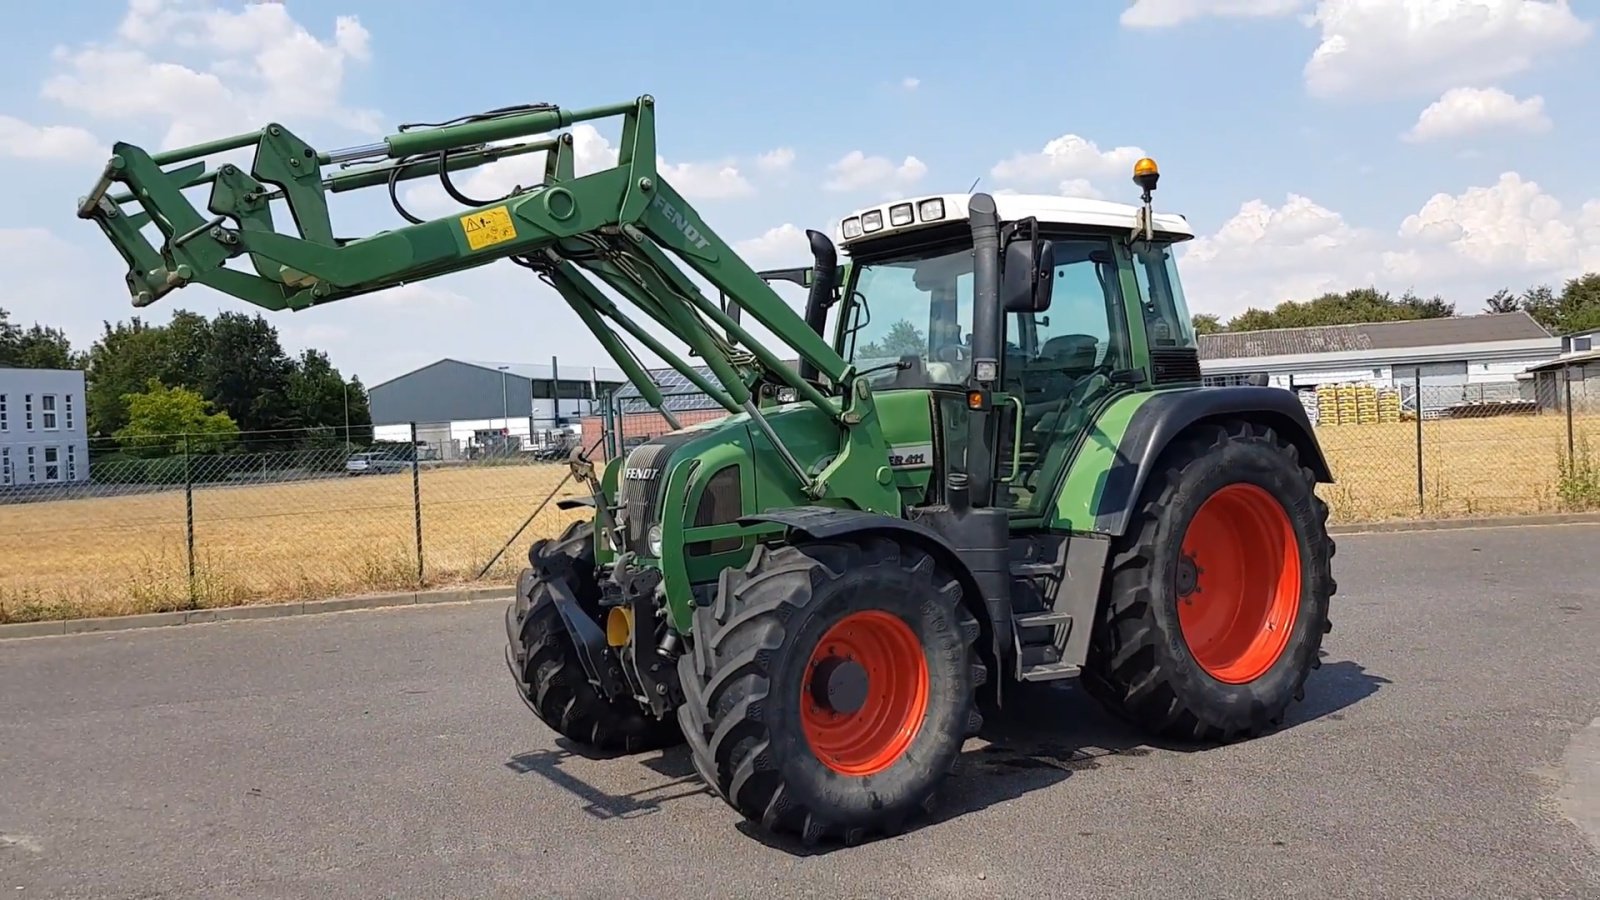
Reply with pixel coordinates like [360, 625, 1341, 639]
[624, 467, 659, 481]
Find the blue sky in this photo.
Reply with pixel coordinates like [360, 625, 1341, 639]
[2, 0, 1596, 385]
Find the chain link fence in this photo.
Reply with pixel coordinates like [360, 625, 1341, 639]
[0, 425, 591, 623]
[1299, 365, 1600, 521]
[4, 363, 1596, 624]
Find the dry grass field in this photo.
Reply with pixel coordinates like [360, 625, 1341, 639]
[2, 413, 1596, 623]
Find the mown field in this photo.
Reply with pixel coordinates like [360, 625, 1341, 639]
[2, 413, 1596, 623]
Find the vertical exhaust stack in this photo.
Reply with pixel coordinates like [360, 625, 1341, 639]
[965, 193, 1001, 507]
[798, 229, 838, 384]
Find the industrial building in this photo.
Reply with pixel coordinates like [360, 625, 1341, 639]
[367, 358, 628, 458]
[0, 367, 90, 488]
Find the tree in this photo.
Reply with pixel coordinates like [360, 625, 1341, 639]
[1556, 273, 1600, 335]
[1191, 313, 1224, 335]
[113, 379, 240, 457]
[1485, 288, 1520, 313]
[84, 318, 174, 436]
[0, 308, 83, 370]
[855, 320, 926, 359]
[1520, 284, 1561, 332]
[1223, 287, 1455, 332]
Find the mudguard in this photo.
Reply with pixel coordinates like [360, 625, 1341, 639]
[1094, 386, 1334, 536]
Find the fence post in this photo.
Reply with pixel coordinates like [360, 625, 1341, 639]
[184, 433, 196, 608]
[1414, 370, 1424, 515]
[1566, 374, 1575, 458]
[410, 421, 424, 585]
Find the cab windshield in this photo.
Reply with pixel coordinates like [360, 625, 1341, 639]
[841, 244, 974, 389]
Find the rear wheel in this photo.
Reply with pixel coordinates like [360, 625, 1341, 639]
[504, 520, 682, 753]
[676, 535, 985, 845]
[1082, 420, 1335, 743]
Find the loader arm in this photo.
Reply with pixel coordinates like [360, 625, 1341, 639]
[74, 95, 898, 512]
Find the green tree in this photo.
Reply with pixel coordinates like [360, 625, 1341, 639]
[0, 308, 83, 370]
[114, 379, 240, 457]
[1484, 288, 1520, 313]
[856, 320, 926, 359]
[1224, 287, 1455, 331]
[84, 318, 174, 436]
[1520, 284, 1560, 331]
[1555, 273, 1600, 335]
[1191, 313, 1224, 335]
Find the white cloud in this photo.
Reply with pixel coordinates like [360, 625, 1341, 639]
[1304, 0, 1593, 99]
[756, 147, 795, 173]
[901, 76, 921, 91]
[40, 0, 381, 151]
[823, 150, 928, 193]
[0, 115, 104, 162]
[402, 123, 758, 216]
[1121, 0, 1306, 28]
[734, 223, 810, 269]
[990, 134, 1146, 192]
[1181, 172, 1600, 319]
[1403, 86, 1551, 142]
[656, 158, 754, 200]
[1059, 179, 1106, 200]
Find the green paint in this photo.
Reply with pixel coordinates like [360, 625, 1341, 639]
[1048, 390, 1153, 532]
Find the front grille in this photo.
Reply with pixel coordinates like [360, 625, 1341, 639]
[1151, 346, 1202, 385]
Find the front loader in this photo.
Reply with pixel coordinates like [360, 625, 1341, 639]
[76, 95, 1337, 846]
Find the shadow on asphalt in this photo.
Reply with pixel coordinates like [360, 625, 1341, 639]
[503, 653, 1389, 855]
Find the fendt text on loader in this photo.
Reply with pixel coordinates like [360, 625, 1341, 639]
[75, 94, 1337, 846]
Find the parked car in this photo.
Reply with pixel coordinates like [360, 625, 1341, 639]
[345, 451, 410, 476]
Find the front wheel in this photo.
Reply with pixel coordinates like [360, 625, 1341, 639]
[676, 535, 986, 846]
[1081, 419, 1336, 744]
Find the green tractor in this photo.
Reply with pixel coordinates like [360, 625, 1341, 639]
[74, 96, 1335, 845]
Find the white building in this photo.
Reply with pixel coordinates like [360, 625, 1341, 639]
[1198, 312, 1563, 412]
[0, 367, 90, 487]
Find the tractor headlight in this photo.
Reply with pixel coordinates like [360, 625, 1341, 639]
[842, 217, 863, 239]
[889, 203, 914, 226]
[861, 210, 884, 233]
[918, 198, 944, 221]
[646, 524, 663, 558]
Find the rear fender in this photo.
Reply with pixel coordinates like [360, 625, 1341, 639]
[1094, 386, 1333, 536]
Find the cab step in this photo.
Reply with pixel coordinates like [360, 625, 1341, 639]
[1010, 609, 1079, 682]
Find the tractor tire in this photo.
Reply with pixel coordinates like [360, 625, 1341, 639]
[504, 520, 682, 753]
[1081, 419, 1336, 744]
[676, 535, 986, 846]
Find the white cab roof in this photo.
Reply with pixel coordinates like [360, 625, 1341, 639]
[834, 192, 1194, 249]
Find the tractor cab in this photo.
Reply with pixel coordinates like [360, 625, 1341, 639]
[823, 160, 1205, 515]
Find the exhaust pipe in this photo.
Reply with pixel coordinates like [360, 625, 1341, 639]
[798, 229, 838, 383]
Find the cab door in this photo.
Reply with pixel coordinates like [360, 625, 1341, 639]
[995, 235, 1139, 518]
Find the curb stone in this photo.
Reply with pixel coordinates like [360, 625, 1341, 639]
[0, 584, 515, 642]
[1329, 511, 1600, 535]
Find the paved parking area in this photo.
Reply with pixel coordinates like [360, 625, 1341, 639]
[2, 524, 1598, 899]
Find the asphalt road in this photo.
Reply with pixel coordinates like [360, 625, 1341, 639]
[3, 524, 1598, 899]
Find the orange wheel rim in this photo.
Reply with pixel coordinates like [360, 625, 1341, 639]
[1176, 483, 1303, 684]
[799, 610, 929, 776]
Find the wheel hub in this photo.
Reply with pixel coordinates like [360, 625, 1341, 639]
[809, 656, 870, 715]
[1175, 552, 1201, 598]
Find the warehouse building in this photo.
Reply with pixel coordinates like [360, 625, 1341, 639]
[0, 367, 90, 488]
[1198, 312, 1563, 416]
[368, 357, 628, 458]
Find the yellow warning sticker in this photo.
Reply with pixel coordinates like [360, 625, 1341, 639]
[460, 206, 518, 251]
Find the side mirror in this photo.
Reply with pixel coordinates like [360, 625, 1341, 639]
[1003, 236, 1055, 313]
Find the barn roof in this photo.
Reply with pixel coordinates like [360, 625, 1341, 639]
[1197, 312, 1551, 361]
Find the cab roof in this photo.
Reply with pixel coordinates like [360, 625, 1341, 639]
[834, 192, 1195, 250]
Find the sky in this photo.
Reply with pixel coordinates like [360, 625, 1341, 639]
[1, 0, 1597, 386]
